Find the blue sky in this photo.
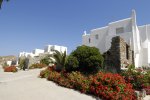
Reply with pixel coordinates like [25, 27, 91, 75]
[0, 0, 150, 56]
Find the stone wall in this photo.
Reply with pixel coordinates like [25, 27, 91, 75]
[103, 36, 134, 73]
[26, 53, 49, 68]
[19, 53, 48, 69]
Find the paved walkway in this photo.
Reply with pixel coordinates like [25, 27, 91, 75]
[0, 65, 149, 100]
[0, 66, 97, 100]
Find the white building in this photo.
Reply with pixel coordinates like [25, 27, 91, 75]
[44, 45, 67, 54]
[19, 52, 34, 58]
[32, 49, 44, 56]
[19, 45, 67, 58]
[82, 10, 150, 68]
[6, 61, 12, 66]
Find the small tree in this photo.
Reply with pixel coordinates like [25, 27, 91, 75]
[128, 64, 135, 71]
[70, 45, 104, 74]
[50, 50, 67, 71]
[40, 56, 51, 66]
[65, 55, 79, 72]
[18, 57, 26, 70]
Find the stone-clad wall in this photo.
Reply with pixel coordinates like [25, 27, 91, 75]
[19, 53, 48, 69]
[103, 36, 134, 73]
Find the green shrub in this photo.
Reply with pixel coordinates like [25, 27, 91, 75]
[65, 55, 79, 72]
[30, 63, 46, 69]
[2, 62, 8, 69]
[71, 45, 104, 74]
[121, 69, 150, 94]
[40, 56, 51, 66]
[4, 66, 18, 72]
[128, 64, 135, 71]
[50, 50, 67, 71]
[39, 66, 55, 78]
[18, 57, 26, 69]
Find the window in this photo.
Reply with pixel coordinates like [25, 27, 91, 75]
[51, 47, 54, 51]
[126, 44, 129, 59]
[116, 27, 124, 34]
[89, 38, 91, 43]
[95, 34, 99, 39]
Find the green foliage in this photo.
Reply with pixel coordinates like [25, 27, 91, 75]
[29, 63, 46, 69]
[40, 56, 51, 66]
[2, 62, 8, 69]
[18, 57, 26, 69]
[40, 67, 51, 78]
[0, 0, 9, 9]
[50, 50, 67, 71]
[121, 69, 150, 94]
[128, 64, 135, 71]
[70, 45, 104, 74]
[65, 55, 79, 72]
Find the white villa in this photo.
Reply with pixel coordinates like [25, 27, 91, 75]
[44, 45, 67, 54]
[18, 45, 67, 68]
[19, 45, 67, 58]
[82, 10, 150, 68]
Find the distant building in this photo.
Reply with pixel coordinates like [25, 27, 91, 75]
[18, 45, 67, 68]
[82, 10, 150, 68]
[44, 45, 67, 54]
[6, 61, 12, 66]
[19, 45, 67, 58]
[32, 49, 44, 56]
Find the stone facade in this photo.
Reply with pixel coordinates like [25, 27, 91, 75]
[21, 53, 48, 69]
[103, 36, 134, 73]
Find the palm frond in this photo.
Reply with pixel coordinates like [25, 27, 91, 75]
[0, 0, 9, 9]
[62, 51, 66, 66]
[0, 0, 3, 9]
[50, 50, 67, 70]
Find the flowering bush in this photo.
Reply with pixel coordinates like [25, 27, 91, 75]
[90, 72, 136, 100]
[67, 71, 91, 93]
[4, 66, 18, 72]
[30, 63, 47, 69]
[121, 69, 150, 95]
[39, 66, 55, 78]
[40, 69, 136, 99]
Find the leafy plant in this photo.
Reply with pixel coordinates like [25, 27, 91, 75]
[40, 56, 51, 66]
[65, 55, 79, 72]
[50, 50, 67, 71]
[18, 57, 26, 70]
[2, 62, 8, 69]
[39, 67, 53, 78]
[70, 45, 104, 74]
[121, 69, 150, 94]
[0, 0, 9, 9]
[128, 64, 135, 71]
[30, 63, 46, 69]
[4, 66, 17, 72]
